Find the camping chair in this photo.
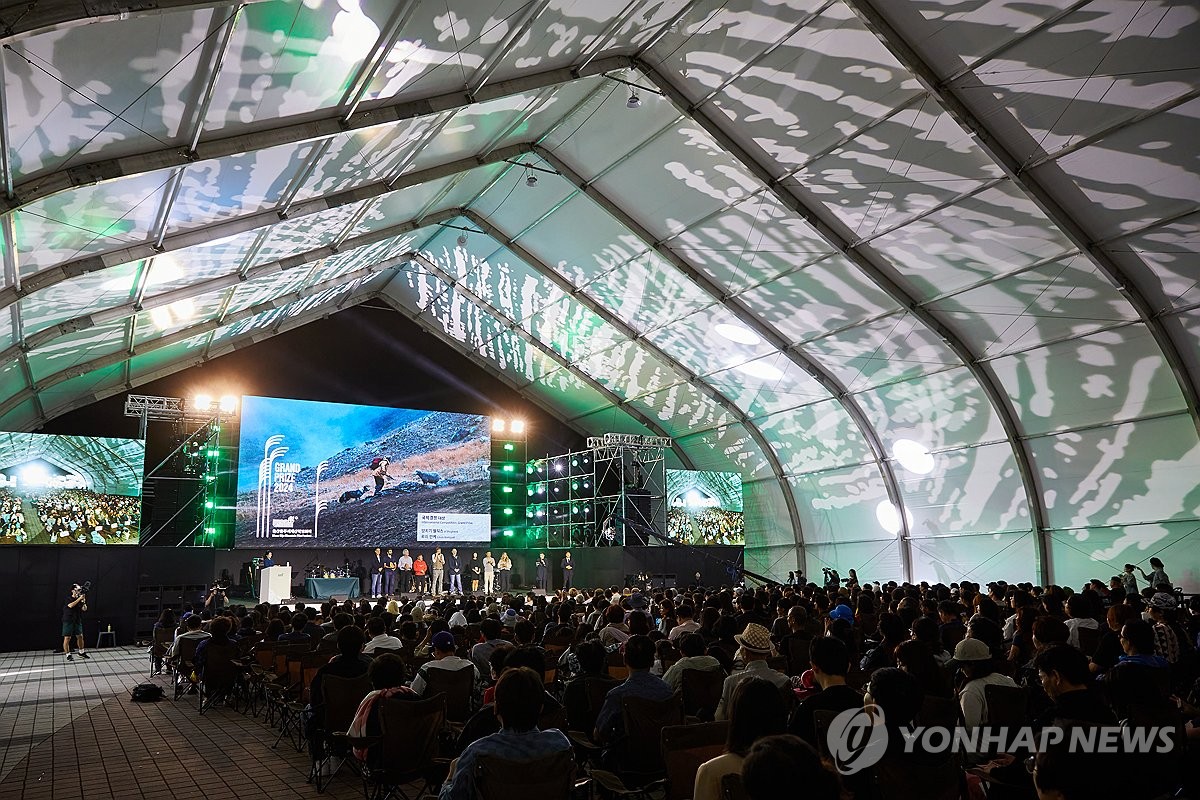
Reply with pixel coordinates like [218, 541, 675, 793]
[198, 643, 241, 714]
[476, 748, 582, 800]
[661, 722, 728, 800]
[591, 693, 684, 798]
[680, 669, 724, 721]
[785, 636, 812, 676]
[310, 673, 373, 792]
[347, 692, 448, 800]
[563, 675, 618, 734]
[606, 649, 629, 680]
[422, 665, 476, 732]
[149, 627, 173, 676]
[983, 684, 1028, 727]
[170, 637, 201, 701]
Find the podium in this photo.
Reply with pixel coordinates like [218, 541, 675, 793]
[259, 565, 292, 605]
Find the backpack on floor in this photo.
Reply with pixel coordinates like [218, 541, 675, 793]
[130, 683, 164, 702]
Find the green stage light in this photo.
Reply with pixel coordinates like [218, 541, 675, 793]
[503, 442, 514, 451]
[502, 507, 513, 515]
[502, 464, 514, 472]
[204, 500, 214, 509]
[502, 529, 514, 537]
[571, 482, 578, 490]
[502, 486, 512, 493]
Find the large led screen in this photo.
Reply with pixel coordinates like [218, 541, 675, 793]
[0, 432, 144, 545]
[235, 397, 490, 548]
[666, 469, 745, 546]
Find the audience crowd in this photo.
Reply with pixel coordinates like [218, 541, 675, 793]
[667, 507, 745, 546]
[157, 556, 1197, 800]
[34, 488, 139, 544]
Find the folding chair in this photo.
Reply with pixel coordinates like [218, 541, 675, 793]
[198, 643, 241, 714]
[680, 669, 724, 721]
[476, 748, 581, 800]
[149, 627, 173, 676]
[170, 637, 201, 701]
[661, 721, 728, 800]
[311, 673, 373, 792]
[422, 665, 476, 732]
[348, 692, 448, 800]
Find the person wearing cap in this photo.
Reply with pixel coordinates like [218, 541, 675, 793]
[1146, 592, 1185, 663]
[410, 630, 481, 697]
[952, 637, 1016, 729]
[715, 623, 791, 721]
[827, 603, 854, 627]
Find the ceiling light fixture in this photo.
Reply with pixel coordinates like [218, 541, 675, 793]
[456, 233, 468, 247]
[525, 173, 538, 187]
[627, 90, 641, 109]
[714, 323, 761, 345]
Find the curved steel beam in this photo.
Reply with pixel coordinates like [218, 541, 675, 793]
[831, 3, 1200, 581]
[390, 251, 697, 470]
[0, 0, 266, 42]
[1, 56, 631, 213]
[0, 251, 402, 420]
[533, 145, 913, 578]
[0, 143, 535, 317]
[633, 56, 1048, 581]
[458, 208, 808, 560]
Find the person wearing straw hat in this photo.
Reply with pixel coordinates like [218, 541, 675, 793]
[716, 623, 791, 720]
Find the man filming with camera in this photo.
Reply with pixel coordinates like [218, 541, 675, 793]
[63, 583, 90, 661]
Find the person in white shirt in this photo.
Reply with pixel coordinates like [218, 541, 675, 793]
[448, 606, 468, 627]
[483, 552, 496, 595]
[397, 549, 413, 594]
[411, 631, 481, 696]
[952, 637, 1017, 728]
[167, 614, 211, 657]
[668, 604, 701, 643]
[1064, 594, 1099, 650]
[361, 617, 403, 653]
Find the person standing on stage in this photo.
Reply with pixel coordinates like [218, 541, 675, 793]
[398, 548, 413, 594]
[384, 548, 398, 597]
[483, 551, 496, 595]
[497, 552, 512, 592]
[535, 553, 549, 591]
[413, 553, 428, 594]
[263, 551, 275, 568]
[62, 584, 89, 660]
[371, 547, 385, 597]
[469, 552, 481, 593]
[561, 552, 574, 589]
[432, 547, 446, 595]
[448, 548, 463, 594]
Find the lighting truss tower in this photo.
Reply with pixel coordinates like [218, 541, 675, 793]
[490, 420, 528, 541]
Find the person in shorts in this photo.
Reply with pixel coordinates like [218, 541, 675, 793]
[63, 584, 89, 661]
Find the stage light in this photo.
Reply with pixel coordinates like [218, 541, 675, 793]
[492, 419, 506, 433]
[502, 529, 514, 537]
[204, 500, 214, 509]
[525, 173, 538, 187]
[502, 464, 514, 473]
[502, 486, 512, 493]
[571, 459, 578, 467]
[627, 90, 641, 108]
[510, 420, 525, 433]
[554, 462, 563, 472]
[502, 507, 513, 516]
[219, 395, 238, 413]
[193, 393, 213, 411]
[503, 443, 514, 451]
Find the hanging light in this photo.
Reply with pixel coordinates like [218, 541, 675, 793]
[627, 90, 641, 109]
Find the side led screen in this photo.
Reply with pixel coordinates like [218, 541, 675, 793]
[666, 469, 745, 546]
[235, 397, 491, 548]
[0, 432, 145, 545]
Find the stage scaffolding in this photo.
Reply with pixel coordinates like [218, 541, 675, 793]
[526, 433, 670, 549]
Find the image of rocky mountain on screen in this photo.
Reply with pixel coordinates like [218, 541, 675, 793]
[666, 469, 745, 546]
[235, 397, 491, 548]
[0, 432, 145, 545]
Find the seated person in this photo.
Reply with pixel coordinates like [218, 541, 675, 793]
[307, 626, 372, 755]
[953, 638, 1017, 728]
[278, 613, 312, 643]
[457, 646, 562, 751]
[593, 635, 675, 745]
[438, 667, 571, 800]
[788, 636, 862, 746]
[362, 617, 403, 653]
[741, 735, 843, 800]
[346, 654, 418, 765]
[694, 678, 787, 800]
[1103, 619, 1171, 716]
[168, 613, 211, 657]
[317, 613, 354, 650]
[662, 632, 725, 692]
[1032, 644, 1115, 729]
[411, 630, 482, 697]
[715, 624, 791, 721]
[193, 616, 233, 679]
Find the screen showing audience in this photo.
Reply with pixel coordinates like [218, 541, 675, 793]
[235, 396, 491, 548]
[666, 469, 745, 546]
[0, 432, 145, 545]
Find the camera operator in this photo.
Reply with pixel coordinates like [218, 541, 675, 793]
[822, 567, 840, 592]
[204, 582, 227, 611]
[62, 583, 90, 661]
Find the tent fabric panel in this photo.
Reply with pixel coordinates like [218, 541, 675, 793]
[898, 442, 1031, 536]
[856, 367, 1006, 453]
[786, 463, 893, 547]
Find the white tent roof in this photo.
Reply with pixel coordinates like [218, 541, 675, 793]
[1, 0, 1197, 585]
